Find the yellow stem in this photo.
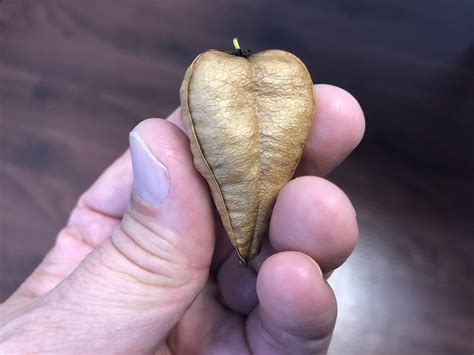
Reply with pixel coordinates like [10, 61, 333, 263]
[233, 38, 240, 50]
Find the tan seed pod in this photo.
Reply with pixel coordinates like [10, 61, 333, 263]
[180, 40, 314, 263]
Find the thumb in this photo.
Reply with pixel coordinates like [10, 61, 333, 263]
[10, 119, 214, 353]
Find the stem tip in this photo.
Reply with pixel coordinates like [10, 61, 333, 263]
[232, 37, 241, 50]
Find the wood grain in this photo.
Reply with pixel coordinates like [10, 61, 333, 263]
[1, 1, 473, 353]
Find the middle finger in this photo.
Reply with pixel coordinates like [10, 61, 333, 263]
[217, 175, 358, 313]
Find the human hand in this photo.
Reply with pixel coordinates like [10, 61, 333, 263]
[0, 84, 364, 354]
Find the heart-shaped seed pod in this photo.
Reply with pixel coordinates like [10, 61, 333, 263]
[180, 39, 314, 263]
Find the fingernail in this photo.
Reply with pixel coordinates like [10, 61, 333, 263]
[129, 131, 170, 204]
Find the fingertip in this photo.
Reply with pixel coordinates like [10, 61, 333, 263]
[256, 251, 337, 340]
[131, 118, 198, 194]
[314, 84, 365, 146]
[133, 117, 188, 154]
[217, 253, 258, 315]
[270, 176, 358, 272]
[130, 117, 205, 199]
[299, 84, 365, 176]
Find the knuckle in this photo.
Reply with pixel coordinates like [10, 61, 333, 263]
[107, 211, 203, 290]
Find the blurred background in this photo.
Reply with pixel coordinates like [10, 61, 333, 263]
[0, 1, 473, 353]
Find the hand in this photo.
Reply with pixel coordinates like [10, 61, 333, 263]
[0, 84, 364, 354]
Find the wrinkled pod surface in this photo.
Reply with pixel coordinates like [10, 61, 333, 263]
[180, 47, 314, 263]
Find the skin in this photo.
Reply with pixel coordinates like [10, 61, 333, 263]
[0, 84, 365, 354]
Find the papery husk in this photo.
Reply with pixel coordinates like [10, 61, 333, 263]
[180, 49, 314, 263]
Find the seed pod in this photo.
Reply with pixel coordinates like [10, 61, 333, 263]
[180, 41, 314, 263]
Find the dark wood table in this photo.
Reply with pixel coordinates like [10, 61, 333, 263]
[1, 1, 473, 353]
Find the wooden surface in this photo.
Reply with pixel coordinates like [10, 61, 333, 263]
[1, 1, 473, 353]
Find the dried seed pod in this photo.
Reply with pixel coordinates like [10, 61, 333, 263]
[180, 40, 314, 263]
